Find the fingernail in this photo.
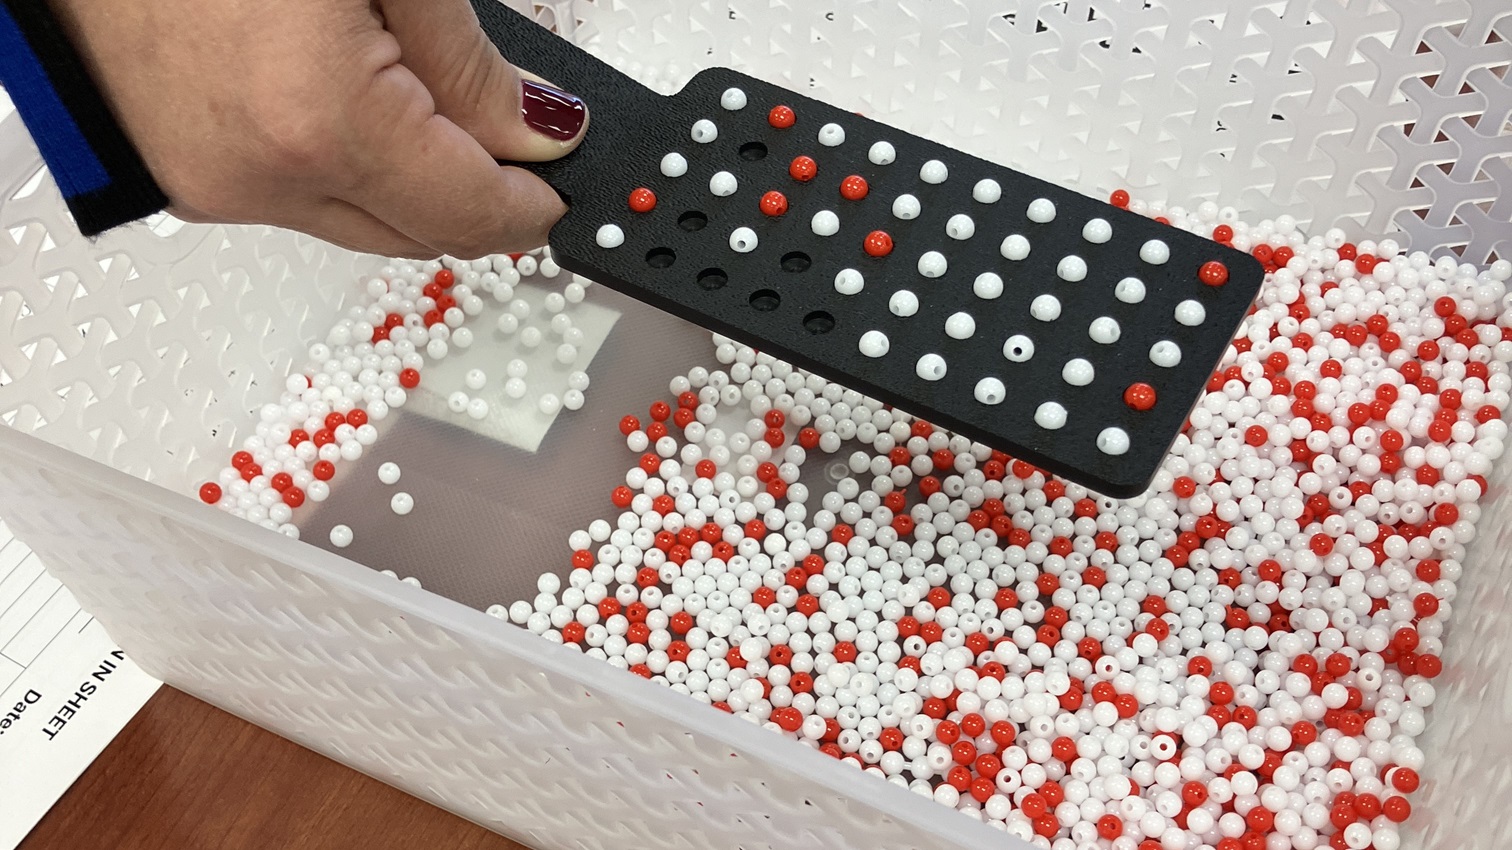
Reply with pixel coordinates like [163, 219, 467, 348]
[521, 80, 587, 142]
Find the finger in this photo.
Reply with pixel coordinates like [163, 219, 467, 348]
[380, 0, 589, 161]
[340, 63, 567, 256]
[283, 198, 439, 259]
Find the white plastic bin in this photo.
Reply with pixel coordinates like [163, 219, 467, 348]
[1, 2, 1509, 849]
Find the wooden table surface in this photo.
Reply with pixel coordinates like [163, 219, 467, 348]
[20, 687, 532, 850]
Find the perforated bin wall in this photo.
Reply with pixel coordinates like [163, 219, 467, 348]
[1, 1, 1510, 849]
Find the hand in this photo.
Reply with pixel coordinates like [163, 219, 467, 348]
[50, 0, 588, 258]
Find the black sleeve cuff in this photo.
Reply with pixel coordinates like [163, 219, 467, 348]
[0, 0, 168, 236]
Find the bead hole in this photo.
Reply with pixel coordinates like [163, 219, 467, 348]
[781, 251, 812, 273]
[802, 310, 836, 334]
[678, 211, 708, 231]
[646, 247, 677, 268]
[749, 289, 781, 311]
[739, 141, 769, 161]
[697, 268, 728, 290]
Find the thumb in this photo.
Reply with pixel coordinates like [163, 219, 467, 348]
[380, 0, 589, 161]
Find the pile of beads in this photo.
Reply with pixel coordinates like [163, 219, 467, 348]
[503, 197, 1512, 850]
[194, 248, 598, 537]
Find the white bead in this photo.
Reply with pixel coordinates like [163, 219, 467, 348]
[691, 119, 718, 143]
[915, 354, 947, 381]
[868, 141, 896, 165]
[1082, 218, 1112, 243]
[1062, 358, 1095, 386]
[834, 268, 865, 296]
[917, 251, 948, 278]
[945, 312, 976, 340]
[496, 313, 519, 334]
[1027, 198, 1056, 223]
[329, 524, 353, 548]
[973, 179, 1001, 204]
[1030, 294, 1061, 322]
[817, 123, 846, 146]
[710, 171, 738, 197]
[892, 195, 921, 220]
[1000, 234, 1031, 261]
[447, 391, 470, 413]
[1097, 427, 1130, 455]
[563, 389, 586, 410]
[465, 368, 487, 390]
[1115, 277, 1146, 304]
[889, 290, 920, 317]
[1035, 402, 1067, 430]
[567, 371, 591, 392]
[596, 224, 625, 248]
[974, 377, 1006, 405]
[660, 152, 688, 177]
[812, 211, 841, 237]
[859, 330, 890, 358]
[1150, 340, 1182, 367]
[556, 343, 579, 365]
[538, 393, 562, 415]
[1089, 317, 1121, 344]
[945, 214, 975, 240]
[378, 462, 401, 485]
[506, 358, 528, 379]
[467, 397, 490, 420]
[919, 160, 948, 184]
[390, 492, 414, 516]
[1174, 299, 1206, 326]
[451, 327, 474, 349]
[720, 87, 747, 110]
[730, 227, 759, 253]
[973, 272, 1004, 300]
[1140, 239, 1170, 264]
[1057, 255, 1088, 282]
[1003, 335, 1035, 362]
[505, 378, 528, 399]
[520, 326, 543, 348]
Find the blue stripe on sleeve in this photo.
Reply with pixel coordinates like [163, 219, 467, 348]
[0, 2, 111, 198]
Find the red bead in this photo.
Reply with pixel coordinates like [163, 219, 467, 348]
[1389, 767, 1420, 793]
[839, 175, 869, 201]
[789, 155, 817, 182]
[1198, 260, 1229, 286]
[231, 451, 254, 470]
[1109, 189, 1130, 208]
[282, 487, 305, 508]
[433, 269, 455, 288]
[1383, 796, 1411, 823]
[628, 187, 656, 213]
[199, 482, 222, 504]
[346, 409, 368, 428]
[1418, 339, 1441, 360]
[768, 105, 796, 129]
[760, 191, 788, 217]
[1273, 246, 1295, 267]
[1097, 815, 1123, 841]
[1212, 224, 1234, 242]
[863, 230, 893, 257]
[611, 485, 634, 508]
[312, 460, 336, 481]
[270, 472, 294, 492]
[1123, 382, 1157, 411]
[399, 368, 420, 389]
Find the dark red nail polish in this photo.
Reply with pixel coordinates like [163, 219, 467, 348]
[521, 80, 586, 142]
